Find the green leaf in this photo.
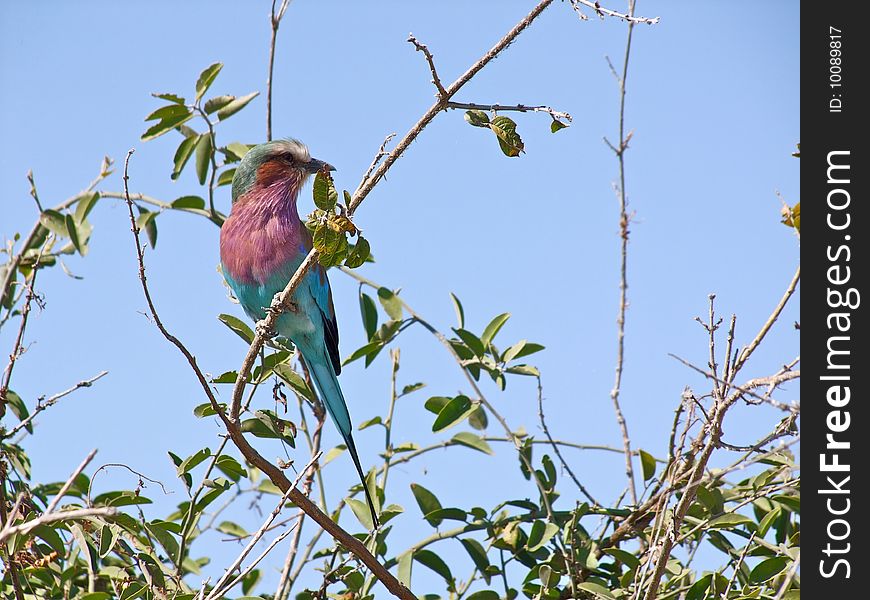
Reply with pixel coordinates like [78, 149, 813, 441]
[195, 132, 213, 185]
[639, 449, 656, 481]
[136, 207, 158, 248]
[464, 110, 490, 127]
[468, 405, 488, 430]
[451, 432, 493, 455]
[215, 455, 245, 481]
[503, 341, 545, 362]
[432, 395, 473, 432]
[410, 483, 443, 527]
[313, 224, 348, 267]
[454, 328, 485, 357]
[425, 507, 468, 522]
[550, 119, 569, 133]
[505, 364, 540, 377]
[39, 209, 69, 238]
[707, 513, 754, 529]
[481, 312, 510, 346]
[74, 191, 100, 223]
[120, 582, 147, 600]
[171, 195, 206, 210]
[576, 582, 616, 599]
[98, 524, 119, 558]
[217, 521, 248, 537]
[603, 548, 640, 570]
[347, 497, 374, 530]
[401, 382, 426, 396]
[218, 167, 236, 186]
[274, 364, 316, 403]
[141, 105, 193, 141]
[218, 313, 255, 344]
[397, 551, 413, 587]
[359, 292, 378, 340]
[461, 538, 490, 575]
[312, 170, 339, 210]
[32, 524, 66, 555]
[377, 287, 403, 320]
[343, 341, 382, 366]
[204, 94, 235, 114]
[172, 134, 200, 180]
[686, 573, 712, 600]
[177, 447, 211, 476]
[144, 103, 189, 122]
[749, 557, 788, 583]
[424, 396, 450, 414]
[526, 521, 559, 551]
[466, 592, 499, 600]
[195, 62, 223, 102]
[450, 292, 465, 328]
[5, 390, 31, 432]
[489, 115, 524, 157]
[222, 141, 252, 162]
[414, 549, 454, 590]
[344, 236, 370, 268]
[210, 371, 239, 385]
[359, 416, 382, 430]
[152, 92, 185, 104]
[217, 91, 259, 120]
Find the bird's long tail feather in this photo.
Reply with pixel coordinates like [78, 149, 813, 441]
[308, 355, 380, 529]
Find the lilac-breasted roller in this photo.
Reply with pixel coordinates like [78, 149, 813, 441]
[219, 139, 378, 528]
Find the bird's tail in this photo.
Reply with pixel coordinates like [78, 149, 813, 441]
[307, 354, 380, 529]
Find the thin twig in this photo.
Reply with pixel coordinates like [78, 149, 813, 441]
[4, 371, 108, 439]
[205, 453, 318, 600]
[606, 0, 638, 508]
[0, 271, 38, 409]
[772, 554, 801, 600]
[568, 0, 659, 24]
[267, 0, 294, 141]
[46, 449, 98, 514]
[536, 376, 598, 504]
[445, 101, 572, 122]
[0, 507, 117, 545]
[407, 34, 447, 98]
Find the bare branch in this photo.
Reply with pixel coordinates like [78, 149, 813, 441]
[569, 0, 660, 24]
[536, 376, 598, 504]
[1, 272, 39, 410]
[445, 101, 572, 122]
[4, 371, 108, 439]
[267, 0, 295, 141]
[0, 507, 117, 545]
[205, 453, 318, 600]
[408, 34, 447, 98]
[606, 0, 639, 507]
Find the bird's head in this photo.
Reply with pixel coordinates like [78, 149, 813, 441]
[231, 139, 335, 203]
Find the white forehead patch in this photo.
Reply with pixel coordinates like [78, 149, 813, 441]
[273, 138, 310, 163]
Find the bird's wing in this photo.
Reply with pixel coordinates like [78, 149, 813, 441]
[310, 263, 341, 375]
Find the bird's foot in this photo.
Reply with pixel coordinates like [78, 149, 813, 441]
[255, 319, 277, 339]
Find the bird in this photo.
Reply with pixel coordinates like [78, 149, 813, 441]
[219, 139, 379, 528]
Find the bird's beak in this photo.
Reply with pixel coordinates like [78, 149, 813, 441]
[305, 158, 336, 174]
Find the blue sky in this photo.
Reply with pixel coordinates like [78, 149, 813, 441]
[1, 1, 799, 595]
